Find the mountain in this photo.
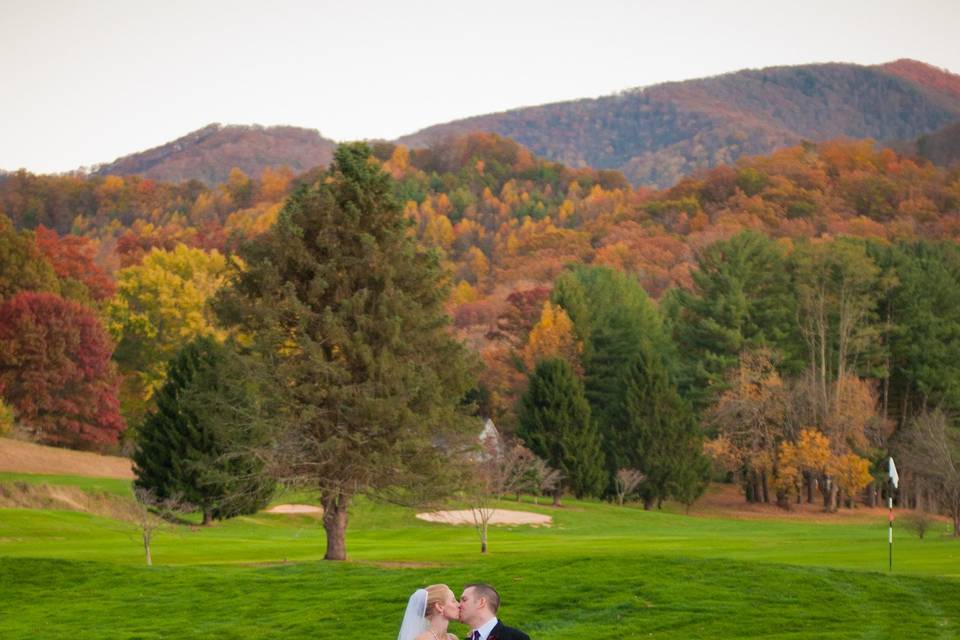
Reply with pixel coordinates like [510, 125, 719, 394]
[399, 60, 960, 188]
[93, 124, 337, 185]
[914, 121, 960, 167]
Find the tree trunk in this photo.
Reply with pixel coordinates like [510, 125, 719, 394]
[143, 530, 152, 566]
[882, 307, 891, 421]
[321, 490, 351, 561]
[777, 489, 791, 510]
[552, 489, 562, 507]
[761, 471, 770, 504]
[480, 524, 488, 553]
[805, 472, 815, 504]
[828, 482, 839, 513]
[643, 496, 654, 511]
[201, 508, 212, 526]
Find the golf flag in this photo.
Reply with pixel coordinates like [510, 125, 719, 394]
[888, 456, 898, 572]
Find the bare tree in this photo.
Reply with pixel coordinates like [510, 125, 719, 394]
[901, 511, 936, 540]
[614, 469, 646, 506]
[536, 464, 563, 505]
[898, 411, 960, 536]
[464, 435, 549, 553]
[707, 349, 787, 504]
[130, 486, 191, 566]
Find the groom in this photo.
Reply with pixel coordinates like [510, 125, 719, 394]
[459, 583, 530, 640]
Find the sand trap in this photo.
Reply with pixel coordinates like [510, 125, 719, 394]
[265, 503, 324, 514]
[416, 509, 552, 526]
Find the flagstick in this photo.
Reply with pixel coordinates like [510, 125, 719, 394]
[888, 489, 893, 572]
[887, 457, 899, 573]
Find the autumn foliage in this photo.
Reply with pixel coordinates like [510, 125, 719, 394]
[34, 225, 116, 301]
[0, 292, 124, 449]
[0, 127, 959, 520]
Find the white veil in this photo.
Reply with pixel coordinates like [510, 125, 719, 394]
[398, 588, 429, 640]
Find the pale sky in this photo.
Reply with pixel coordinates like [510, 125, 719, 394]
[3, 0, 959, 174]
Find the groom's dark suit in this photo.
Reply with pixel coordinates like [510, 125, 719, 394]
[487, 620, 530, 640]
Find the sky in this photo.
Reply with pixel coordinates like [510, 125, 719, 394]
[3, 0, 959, 174]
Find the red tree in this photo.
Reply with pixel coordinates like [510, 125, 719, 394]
[34, 226, 116, 301]
[0, 292, 125, 449]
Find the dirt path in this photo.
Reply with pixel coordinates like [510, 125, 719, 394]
[0, 438, 133, 479]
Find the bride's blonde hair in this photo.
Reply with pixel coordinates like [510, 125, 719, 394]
[424, 584, 453, 617]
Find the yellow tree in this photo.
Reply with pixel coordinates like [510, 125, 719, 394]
[776, 428, 832, 507]
[521, 301, 581, 372]
[460, 246, 490, 285]
[450, 281, 479, 305]
[424, 213, 454, 250]
[107, 244, 229, 423]
[384, 145, 410, 178]
[832, 452, 873, 507]
[776, 428, 870, 511]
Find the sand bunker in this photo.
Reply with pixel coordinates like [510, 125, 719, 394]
[265, 503, 324, 514]
[416, 509, 552, 526]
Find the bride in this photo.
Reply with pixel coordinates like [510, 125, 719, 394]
[398, 584, 461, 640]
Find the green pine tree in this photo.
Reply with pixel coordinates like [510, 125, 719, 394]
[621, 346, 708, 510]
[551, 265, 674, 488]
[673, 230, 799, 410]
[517, 358, 605, 502]
[214, 142, 477, 560]
[871, 240, 960, 425]
[133, 336, 274, 524]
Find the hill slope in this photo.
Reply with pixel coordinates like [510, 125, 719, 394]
[0, 438, 132, 478]
[915, 120, 960, 166]
[399, 60, 960, 188]
[94, 123, 337, 185]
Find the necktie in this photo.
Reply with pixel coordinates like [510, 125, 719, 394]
[470, 632, 480, 640]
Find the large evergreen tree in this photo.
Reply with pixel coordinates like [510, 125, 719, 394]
[621, 346, 709, 510]
[517, 358, 605, 501]
[133, 336, 274, 524]
[214, 143, 477, 560]
[673, 230, 798, 409]
[872, 241, 960, 425]
[551, 265, 673, 487]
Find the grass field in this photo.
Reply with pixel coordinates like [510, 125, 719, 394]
[1, 472, 958, 638]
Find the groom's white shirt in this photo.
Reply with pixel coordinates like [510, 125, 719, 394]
[474, 617, 499, 640]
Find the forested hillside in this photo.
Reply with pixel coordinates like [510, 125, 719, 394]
[92, 123, 337, 185]
[400, 60, 960, 188]
[3, 132, 960, 516]
[914, 121, 960, 167]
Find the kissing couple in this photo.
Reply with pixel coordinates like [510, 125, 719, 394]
[398, 583, 530, 640]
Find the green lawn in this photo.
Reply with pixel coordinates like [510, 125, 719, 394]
[0, 471, 133, 497]
[1, 474, 958, 638]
